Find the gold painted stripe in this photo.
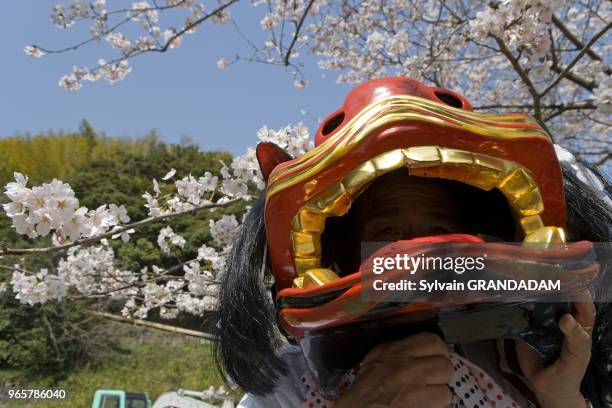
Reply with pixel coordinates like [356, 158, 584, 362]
[267, 95, 549, 200]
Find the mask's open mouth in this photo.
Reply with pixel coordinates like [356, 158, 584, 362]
[290, 146, 566, 289]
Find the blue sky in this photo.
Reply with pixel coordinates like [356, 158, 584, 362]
[0, 1, 350, 154]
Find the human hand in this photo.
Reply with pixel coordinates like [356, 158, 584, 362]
[335, 332, 453, 408]
[516, 292, 595, 408]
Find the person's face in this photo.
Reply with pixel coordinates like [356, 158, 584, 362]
[321, 170, 514, 275]
[353, 172, 466, 242]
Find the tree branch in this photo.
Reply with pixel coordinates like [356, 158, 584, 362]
[283, 0, 316, 66]
[544, 101, 596, 121]
[549, 61, 597, 92]
[492, 35, 550, 135]
[552, 14, 605, 63]
[541, 21, 611, 97]
[38, 2, 190, 54]
[156, 0, 241, 53]
[89, 311, 215, 339]
[0, 198, 241, 256]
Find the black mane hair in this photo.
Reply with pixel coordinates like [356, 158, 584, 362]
[214, 160, 612, 404]
[213, 195, 287, 396]
[562, 162, 612, 407]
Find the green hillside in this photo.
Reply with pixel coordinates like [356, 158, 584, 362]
[0, 121, 168, 187]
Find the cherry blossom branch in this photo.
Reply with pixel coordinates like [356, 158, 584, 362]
[3, 124, 311, 315]
[154, 0, 240, 54]
[543, 101, 597, 121]
[540, 21, 611, 97]
[492, 35, 550, 136]
[61, 0, 238, 82]
[547, 28, 597, 93]
[549, 59, 596, 92]
[0, 197, 241, 256]
[551, 14, 606, 63]
[282, 0, 315, 66]
[37, 16, 134, 55]
[70, 255, 221, 299]
[90, 311, 215, 339]
[492, 36, 539, 100]
[0, 264, 29, 275]
[38, 1, 223, 55]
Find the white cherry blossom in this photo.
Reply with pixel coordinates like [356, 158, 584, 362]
[157, 226, 186, 254]
[162, 168, 177, 180]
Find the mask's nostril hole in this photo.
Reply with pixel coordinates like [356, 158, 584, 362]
[434, 91, 463, 109]
[322, 112, 345, 136]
